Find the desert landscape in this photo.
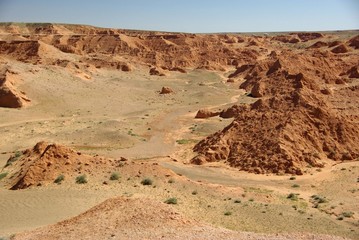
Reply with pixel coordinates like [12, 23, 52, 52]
[0, 23, 358, 239]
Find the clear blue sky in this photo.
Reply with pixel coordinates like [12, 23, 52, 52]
[0, 0, 358, 33]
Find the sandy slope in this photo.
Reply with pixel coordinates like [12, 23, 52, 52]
[13, 197, 350, 240]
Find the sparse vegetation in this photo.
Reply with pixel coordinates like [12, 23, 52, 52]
[0, 172, 8, 181]
[164, 197, 177, 204]
[298, 210, 305, 214]
[311, 195, 327, 204]
[341, 211, 354, 218]
[5, 151, 22, 167]
[76, 175, 87, 184]
[289, 176, 296, 180]
[234, 199, 241, 203]
[287, 193, 299, 201]
[168, 178, 175, 183]
[127, 130, 137, 136]
[176, 139, 193, 145]
[191, 190, 198, 195]
[224, 211, 232, 216]
[110, 172, 120, 181]
[54, 174, 65, 184]
[291, 184, 300, 188]
[15, 150, 22, 156]
[141, 178, 153, 185]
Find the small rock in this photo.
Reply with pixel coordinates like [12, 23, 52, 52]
[160, 87, 173, 94]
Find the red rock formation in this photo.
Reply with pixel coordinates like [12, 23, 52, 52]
[328, 40, 342, 48]
[331, 44, 349, 54]
[149, 67, 166, 76]
[160, 87, 173, 94]
[272, 35, 300, 43]
[192, 53, 359, 175]
[4, 141, 126, 190]
[347, 35, 359, 49]
[308, 41, 328, 49]
[0, 67, 30, 108]
[347, 66, 359, 78]
[296, 32, 323, 42]
[219, 105, 245, 118]
[0, 40, 40, 62]
[195, 109, 220, 119]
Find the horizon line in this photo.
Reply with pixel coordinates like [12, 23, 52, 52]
[1, 22, 358, 35]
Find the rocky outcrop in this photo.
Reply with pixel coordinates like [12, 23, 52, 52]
[348, 35, 359, 49]
[0, 40, 40, 62]
[331, 44, 349, 54]
[195, 109, 220, 119]
[0, 67, 30, 108]
[308, 41, 328, 48]
[4, 141, 127, 190]
[219, 105, 245, 118]
[296, 32, 323, 42]
[149, 67, 166, 76]
[347, 66, 359, 78]
[192, 53, 359, 175]
[159, 86, 173, 94]
[272, 35, 300, 43]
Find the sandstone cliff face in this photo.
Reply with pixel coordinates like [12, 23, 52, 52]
[0, 23, 267, 72]
[0, 23, 357, 74]
[0, 67, 30, 108]
[0, 40, 40, 62]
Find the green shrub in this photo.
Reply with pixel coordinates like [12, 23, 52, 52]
[110, 172, 120, 181]
[54, 174, 65, 184]
[249, 198, 254, 202]
[76, 175, 87, 184]
[234, 199, 241, 203]
[289, 176, 296, 180]
[342, 211, 354, 218]
[13, 151, 21, 157]
[311, 195, 327, 203]
[164, 197, 177, 204]
[224, 211, 232, 216]
[141, 178, 153, 185]
[0, 172, 8, 181]
[291, 184, 300, 188]
[192, 190, 198, 195]
[317, 197, 327, 203]
[176, 139, 191, 144]
[287, 193, 298, 201]
[5, 151, 22, 167]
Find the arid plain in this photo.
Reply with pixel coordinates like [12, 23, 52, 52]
[0, 23, 358, 239]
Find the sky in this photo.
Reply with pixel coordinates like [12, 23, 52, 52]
[0, 0, 358, 33]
